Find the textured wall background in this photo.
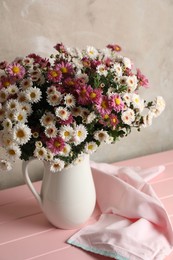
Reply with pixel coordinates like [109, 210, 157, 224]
[0, 0, 173, 189]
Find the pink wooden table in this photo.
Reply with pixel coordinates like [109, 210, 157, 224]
[0, 150, 173, 260]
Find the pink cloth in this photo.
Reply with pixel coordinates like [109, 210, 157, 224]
[67, 162, 173, 260]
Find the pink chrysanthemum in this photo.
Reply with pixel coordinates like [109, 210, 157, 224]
[136, 68, 149, 88]
[109, 114, 119, 128]
[47, 66, 62, 82]
[6, 62, 25, 79]
[57, 62, 73, 75]
[107, 44, 122, 52]
[46, 136, 65, 155]
[76, 85, 90, 105]
[109, 94, 124, 112]
[96, 95, 111, 115]
[88, 86, 102, 104]
[58, 114, 73, 126]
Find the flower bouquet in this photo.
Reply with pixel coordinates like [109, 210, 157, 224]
[0, 43, 165, 172]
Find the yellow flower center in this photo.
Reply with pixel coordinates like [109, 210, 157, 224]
[17, 114, 23, 121]
[4, 81, 10, 87]
[104, 114, 109, 119]
[12, 66, 20, 74]
[61, 67, 68, 73]
[115, 98, 121, 105]
[77, 131, 82, 137]
[17, 130, 25, 138]
[64, 131, 70, 137]
[101, 101, 108, 109]
[90, 92, 96, 99]
[9, 149, 15, 155]
[54, 141, 61, 147]
[30, 92, 36, 99]
[38, 150, 44, 156]
[50, 70, 58, 77]
[88, 144, 93, 150]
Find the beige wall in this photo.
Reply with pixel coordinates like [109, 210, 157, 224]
[0, 0, 173, 189]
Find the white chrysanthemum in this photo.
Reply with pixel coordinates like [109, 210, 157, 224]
[44, 125, 58, 138]
[13, 124, 31, 145]
[17, 91, 28, 103]
[119, 76, 128, 86]
[94, 130, 110, 143]
[102, 48, 112, 58]
[6, 99, 20, 111]
[112, 63, 122, 76]
[72, 154, 85, 166]
[126, 75, 138, 92]
[59, 125, 73, 141]
[0, 159, 12, 171]
[46, 150, 54, 161]
[80, 108, 90, 119]
[14, 110, 27, 123]
[131, 94, 144, 112]
[121, 109, 135, 125]
[22, 57, 34, 66]
[142, 111, 154, 128]
[84, 141, 98, 154]
[96, 64, 108, 77]
[59, 143, 71, 157]
[19, 102, 32, 115]
[26, 87, 42, 103]
[123, 57, 132, 69]
[0, 107, 5, 121]
[46, 86, 58, 95]
[55, 107, 70, 120]
[150, 96, 166, 117]
[86, 46, 98, 59]
[2, 118, 12, 131]
[85, 112, 97, 124]
[20, 78, 33, 90]
[72, 58, 83, 69]
[0, 89, 8, 103]
[6, 144, 21, 159]
[1, 133, 13, 147]
[47, 91, 62, 106]
[73, 124, 88, 145]
[5, 110, 15, 121]
[7, 84, 19, 95]
[50, 158, 65, 172]
[123, 93, 132, 106]
[34, 146, 47, 160]
[64, 94, 76, 108]
[40, 112, 55, 127]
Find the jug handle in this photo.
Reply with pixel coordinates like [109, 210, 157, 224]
[22, 158, 42, 208]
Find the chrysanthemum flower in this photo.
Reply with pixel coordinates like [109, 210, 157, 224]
[34, 146, 47, 160]
[109, 114, 119, 128]
[40, 112, 55, 127]
[76, 85, 90, 105]
[73, 124, 88, 145]
[88, 87, 102, 104]
[142, 111, 154, 128]
[50, 158, 65, 172]
[122, 57, 132, 69]
[64, 94, 75, 107]
[13, 124, 31, 145]
[131, 94, 144, 112]
[96, 95, 111, 115]
[47, 66, 62, 82]
[86, 46, 98, 59]
[126, 75, 137, 92]
[59, 125, 73, 141]
[17, 91, 28, 103]
[6, 62, 25, 79]
[59, 143, 71, 157]
[136, 68, 149, 88]
[20, 78, 33, 90]
[1, 133, 13, 147]
[112, 63, 122, 76]
[46, 136, 65, 155]
[20, 102, 32, 115]
[57, 61, 73, 75]
[96, 64, 108, 77]
[121, 109, 135, 125]
[7, 84, 19, 95]
[94, 130, 110, 143]
[6, 144, 21, 159]
[30, 69, 41, 82]
[55, 107, 70, 121]
[6, 99, 19, 111]
[26, 87, 42, 103]
[2, 118, 12, 131]
[47, 92, 62, 106]
[109, 94, 124, 112]
[85, 112, 97, 124]
[0, 89, 8, 103]
[44, 125, 58, 138]
[14, 110, 27, 123]
[150, 96, 166, 118]
[84, 141, 98, 154]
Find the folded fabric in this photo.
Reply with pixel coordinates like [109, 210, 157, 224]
[67, 162, 173, 260]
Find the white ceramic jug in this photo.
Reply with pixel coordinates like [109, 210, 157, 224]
[22, 155, 96, 229]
